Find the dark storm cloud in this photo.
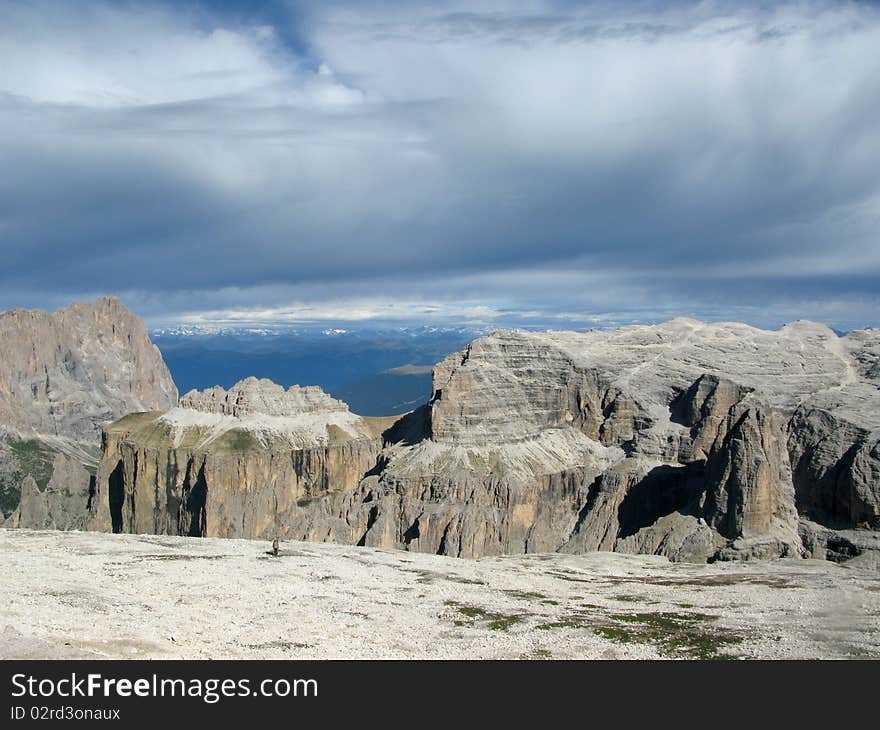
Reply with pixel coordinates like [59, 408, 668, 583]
[0, 0, 878, 330]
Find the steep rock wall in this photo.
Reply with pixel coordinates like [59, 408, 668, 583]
[90, 413, 383, 541]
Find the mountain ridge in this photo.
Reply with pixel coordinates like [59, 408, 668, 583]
[90, 316, 880, 565]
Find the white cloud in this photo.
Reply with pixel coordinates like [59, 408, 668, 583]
[0, 10, 279, 107]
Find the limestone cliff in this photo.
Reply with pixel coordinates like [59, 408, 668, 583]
[94, 319, 880, 564]
[90, 378, 392, 540]
[0, 297, 178, 525]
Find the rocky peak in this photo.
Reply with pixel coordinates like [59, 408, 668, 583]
[179, 377, 348, 418]
[0, 296, 178, 441]
[429, 330, 590, 445]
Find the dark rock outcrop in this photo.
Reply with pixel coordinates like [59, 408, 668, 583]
[3, 453, 94, 530]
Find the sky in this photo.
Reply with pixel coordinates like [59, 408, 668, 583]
[0, 0, 879, 331]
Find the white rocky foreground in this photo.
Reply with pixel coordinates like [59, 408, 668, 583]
[2, 529, 878, 660]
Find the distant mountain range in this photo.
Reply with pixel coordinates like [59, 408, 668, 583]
[150, 324, 492, 339]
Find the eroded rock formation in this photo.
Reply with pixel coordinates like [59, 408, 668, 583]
[94, 319, 880, 564]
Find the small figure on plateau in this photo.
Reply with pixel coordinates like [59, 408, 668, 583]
[272, 537, 280, 557]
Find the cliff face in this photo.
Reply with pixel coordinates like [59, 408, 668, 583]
[0, 296, 177, 440]
[93, 319, 880, 564]
[89, 378, 390, 541]
[0, 296, 178, 525]
[93, 425, 382, 540]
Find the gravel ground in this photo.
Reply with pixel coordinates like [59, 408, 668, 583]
[2, 528, 878, 660]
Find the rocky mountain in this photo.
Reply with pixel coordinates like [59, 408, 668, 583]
[92, 318, 880, 565]
[0, 297, 178, 526]
[178, 378, 349, 418]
